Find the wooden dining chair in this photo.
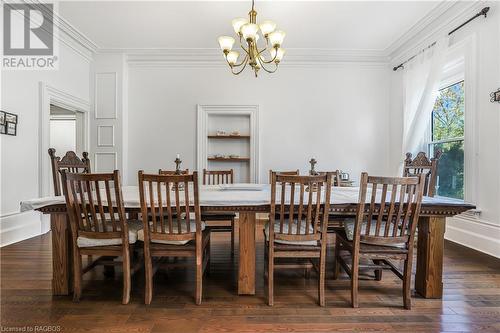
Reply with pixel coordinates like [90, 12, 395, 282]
[321, 170, 346, 230]
[159, 169, 189, 175]
[202, 169, 236, 255]
[268, 169, 299, 183]
[49, 148, 91, 196]
[61, 170, 143, 304]
[403, 150, 442, 197]
[154, 169, 190, 221]
[332, 172, 425, 309]
[266, 173, 332, 306]
[268, 170, 301, 221]
[319, 170, 341, 187]
[138, 171, 210, 305]
[49, 148, 96, 265]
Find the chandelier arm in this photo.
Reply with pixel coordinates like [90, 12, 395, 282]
[257, 57, 278, 73]
[256, 37, 270, 55]
[227, 52, 249, 68]
[256, 45, 267, 56]
[236, 53, 250, 67]
[239, 42, 250, 55]
[255, 36, 272, 57]
[257, 48, 279, 64]
[231, 56, 249, 75]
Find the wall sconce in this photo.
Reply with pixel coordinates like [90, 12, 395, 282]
[491, 88, 500, 103]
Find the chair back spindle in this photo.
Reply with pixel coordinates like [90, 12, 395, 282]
[139, 171, 201, 243]
[203, 169, 233, 185]
[354, 172, 426, 247]
[317, 170, 342, 187]
[62, 170, 129, 243]
[269, 173, 332, 244]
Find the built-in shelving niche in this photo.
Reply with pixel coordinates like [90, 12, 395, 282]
[197, 105, 259, 183]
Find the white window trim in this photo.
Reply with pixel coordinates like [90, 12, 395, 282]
[424, 35, 477, 204]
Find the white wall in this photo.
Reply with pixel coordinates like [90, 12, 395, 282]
[126, 64, 392, 185]
[0, 42, 91, 246]
[389, 2, 500, 257]
[50, 119, 76, 154]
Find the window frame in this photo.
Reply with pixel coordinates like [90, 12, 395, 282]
[428, 79, 465, 199]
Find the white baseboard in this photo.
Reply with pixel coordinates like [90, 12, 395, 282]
[445, 215, 500, 259]
[0, 211, 45, 247]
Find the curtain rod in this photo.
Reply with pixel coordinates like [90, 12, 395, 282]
[393, 6, 490, 71]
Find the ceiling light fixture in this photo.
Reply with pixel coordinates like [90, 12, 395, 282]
[217, 0, 285, 77]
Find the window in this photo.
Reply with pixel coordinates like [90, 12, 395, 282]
[429, 81, 464, 199]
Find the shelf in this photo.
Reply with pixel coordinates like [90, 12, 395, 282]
[208, 157, 250, 162]
[208, 135, 250, 139]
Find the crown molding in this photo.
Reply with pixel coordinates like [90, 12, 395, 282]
[14, 0, 488, 69]
[55, 12, 99, 58]
[388, 0, 487, 66]
[21, 0, 98, 61]
[116, 48, 389, 68]
[385, 1, 456, 56]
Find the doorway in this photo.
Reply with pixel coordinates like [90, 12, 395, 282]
[49, 104, 85, 155]
[39, 83, 91, 234]
[48, 104, 86, 197]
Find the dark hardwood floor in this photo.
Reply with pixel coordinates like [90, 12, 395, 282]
[1, 221, 500, 332]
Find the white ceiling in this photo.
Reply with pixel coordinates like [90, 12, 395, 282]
[59, 1, 441, 51]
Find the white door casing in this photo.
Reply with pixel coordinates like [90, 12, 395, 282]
[39, 82, 91, 198]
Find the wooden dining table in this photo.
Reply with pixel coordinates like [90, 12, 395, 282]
[20, 184, 475, 299]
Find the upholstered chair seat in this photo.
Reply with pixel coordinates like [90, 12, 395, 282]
[76, 220, 143, 248]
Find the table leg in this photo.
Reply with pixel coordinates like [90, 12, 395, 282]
[50, 213, 72, 296]
[238, 212, 256, 295]
[415, 216, 445, 298]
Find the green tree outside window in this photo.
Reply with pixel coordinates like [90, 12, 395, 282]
[430, 81, 464, 199]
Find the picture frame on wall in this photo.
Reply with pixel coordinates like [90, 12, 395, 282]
[5, 112, 17, 124]
[6, 122, 17, 136]
[491, 89, 500, 103]
[1, 111, 18, 136]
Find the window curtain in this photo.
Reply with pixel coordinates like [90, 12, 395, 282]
[402, 36, 450, 159]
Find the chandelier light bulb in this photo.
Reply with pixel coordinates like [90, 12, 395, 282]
[259, 20, 276, 37]
[241, 23, 259, 41]
[268, 30, 286, 47]
[218, 36, 235, 51]
[270, 47, 285, 63]
[217, 1, 285, 77]
[226, 51, 240, 65]
[232, 17, 248, 35]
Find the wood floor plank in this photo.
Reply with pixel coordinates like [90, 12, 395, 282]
[1, 223, 499, 333]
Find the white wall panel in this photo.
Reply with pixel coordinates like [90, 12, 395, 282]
[90, 54, 128, 184]
[97, 125, 115, 147]
[94, 152, 117, 172]
[95, 73, 117, 119]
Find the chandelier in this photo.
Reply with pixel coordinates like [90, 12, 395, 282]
[217, 0, 286, 77]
